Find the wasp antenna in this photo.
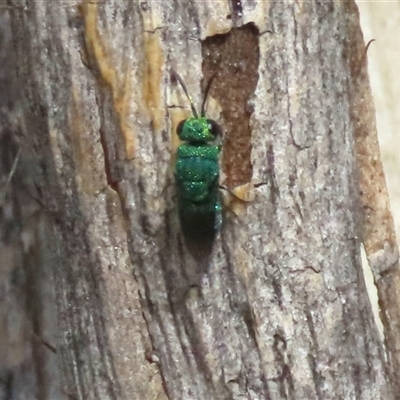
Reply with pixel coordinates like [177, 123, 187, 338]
[171, 69, 199, 118]
[201, 73, 217, 117]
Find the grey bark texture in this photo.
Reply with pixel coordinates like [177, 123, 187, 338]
[2, 0, 399, 399]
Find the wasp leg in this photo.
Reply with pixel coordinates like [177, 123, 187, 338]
[214, 197, 223, 230]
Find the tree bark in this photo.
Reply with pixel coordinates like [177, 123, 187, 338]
[4, 0, 399, 399]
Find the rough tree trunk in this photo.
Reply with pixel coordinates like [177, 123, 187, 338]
[2, 0, 399, 399]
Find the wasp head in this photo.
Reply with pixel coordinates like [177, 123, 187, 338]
[177, 117, 221, 143]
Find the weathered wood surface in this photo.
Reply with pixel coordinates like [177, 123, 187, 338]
[3, 0, 399, 399]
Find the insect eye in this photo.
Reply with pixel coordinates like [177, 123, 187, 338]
[176, 120, 186, 138]
[207, 119, 221, 138]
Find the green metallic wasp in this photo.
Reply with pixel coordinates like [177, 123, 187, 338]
[171, 69, 222, 235]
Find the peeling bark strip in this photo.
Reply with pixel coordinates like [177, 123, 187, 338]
[344, 1, 400, 392]
[6, 0, 398, 399]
